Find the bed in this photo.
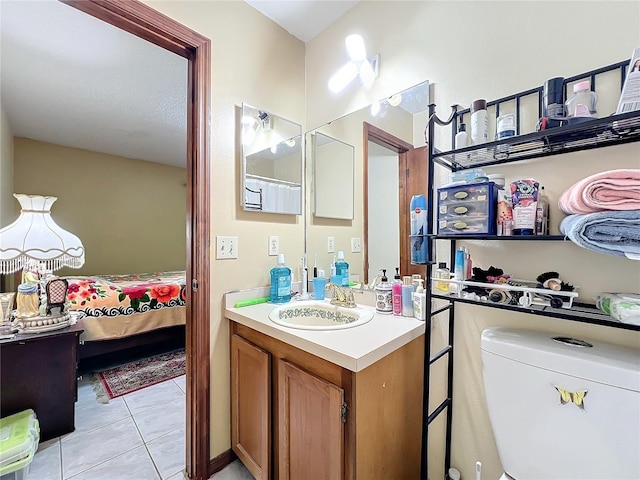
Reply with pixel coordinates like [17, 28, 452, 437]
[63, 271, 187, 370]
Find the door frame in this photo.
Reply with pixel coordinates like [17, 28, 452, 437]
[62, 1, 211, 479]
[363, 122, 413, 284]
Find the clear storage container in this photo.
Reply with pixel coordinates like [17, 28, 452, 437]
[565, 80, 597, 118]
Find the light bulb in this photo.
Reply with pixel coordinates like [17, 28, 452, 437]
[328, 62, 359, 93]
[270, 144, 278, 154]
[345, 34, 366, 62]
[285, 138, 296, 147]
[388, 94, 403, 107]
[358, 59, 375, 89]
[370, 101, 381, 116]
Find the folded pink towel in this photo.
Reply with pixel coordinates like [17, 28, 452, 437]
[558, 169, 640, 215]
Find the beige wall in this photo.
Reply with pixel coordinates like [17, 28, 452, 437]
[0, 106, 14, 227]
[306, 2, 640, 480]
[13, 138, 186, 276]
[142, 0, 306, 460]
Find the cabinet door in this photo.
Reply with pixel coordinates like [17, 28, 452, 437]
[277, 359, 344, 480]
[231, 334, 271, 480]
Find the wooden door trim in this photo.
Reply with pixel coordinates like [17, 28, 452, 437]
[362, 122, 412, 283]
[61, 2, 211, 479]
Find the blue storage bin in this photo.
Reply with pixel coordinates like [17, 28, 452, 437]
[437, 181, 498, 236]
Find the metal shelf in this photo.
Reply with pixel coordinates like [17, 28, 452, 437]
[433, 111, 640, 171]
[433, 234, 566, 241]
[431, 294, 639, 331]
[420, 58, 638, 480]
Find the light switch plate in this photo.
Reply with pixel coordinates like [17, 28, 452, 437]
[351, 237, 361, 253]
[268, 235, 279, 256]
[216, 236, 238, 259]
[327, 236, 335, 253]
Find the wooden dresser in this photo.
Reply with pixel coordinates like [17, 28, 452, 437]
[0, 323, 84, 441]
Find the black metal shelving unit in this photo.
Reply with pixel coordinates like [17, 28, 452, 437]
[420, 60, 640, 480]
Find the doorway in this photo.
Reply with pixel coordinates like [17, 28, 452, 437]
[363, 122, 428, 283]
[62, 1, 211, 479]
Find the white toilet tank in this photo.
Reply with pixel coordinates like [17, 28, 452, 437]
[481, 327, 640, 480]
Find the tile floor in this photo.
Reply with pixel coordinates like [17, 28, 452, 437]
[29, 374, 254, 480]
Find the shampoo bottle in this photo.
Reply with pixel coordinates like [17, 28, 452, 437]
[335, 251, 349, 287]
[374, 269, 393, 314]
[392, 267, 403, 315]
[270, 254, 291, 303]
[401, 276, 414, 317]
[413, 279, 426, 320]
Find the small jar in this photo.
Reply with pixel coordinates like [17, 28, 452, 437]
[433, 263, 451, 294]
[565, 81, 597, 118]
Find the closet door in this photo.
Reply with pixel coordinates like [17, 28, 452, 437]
[231, 334, 271, 480]
[277, 359, 345, 480]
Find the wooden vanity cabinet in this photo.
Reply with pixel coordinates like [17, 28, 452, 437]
[230, 321, 424, 480]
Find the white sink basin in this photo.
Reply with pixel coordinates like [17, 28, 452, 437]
[269, 300, 373, 330]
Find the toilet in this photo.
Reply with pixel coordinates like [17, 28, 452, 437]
[481, 327, 640, 480]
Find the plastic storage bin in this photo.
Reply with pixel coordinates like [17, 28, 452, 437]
[0, 410, 40, 480]
[437, 181, 498, 235]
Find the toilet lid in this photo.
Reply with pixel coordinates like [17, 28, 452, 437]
[499, 473, 515, 480]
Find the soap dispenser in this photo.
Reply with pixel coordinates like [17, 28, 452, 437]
[374, 269, 393, 314]
[270, 254, 291, 303]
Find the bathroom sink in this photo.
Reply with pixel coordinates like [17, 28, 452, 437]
[268, 300, 373, 330]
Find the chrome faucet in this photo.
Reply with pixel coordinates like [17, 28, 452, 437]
[325, 282, 357, 308]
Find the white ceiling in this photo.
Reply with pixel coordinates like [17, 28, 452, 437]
[0, 0, 188, 167]
[0, 1, 355, 168]
[244, 0, 360, 42]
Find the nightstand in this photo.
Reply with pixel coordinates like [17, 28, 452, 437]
[0, 323, 84, 441]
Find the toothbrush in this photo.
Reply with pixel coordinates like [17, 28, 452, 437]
[313, 253, 318, 278]
[476, 461, 482, 480]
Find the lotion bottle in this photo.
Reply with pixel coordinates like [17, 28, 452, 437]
[335, 251, 350, 287]
[374, 269, 393, 314]
[270, 254, 291, 303]
[413, 279, 426, 320]
[392, 267, 403, 315]
[455, 123, 468, 149]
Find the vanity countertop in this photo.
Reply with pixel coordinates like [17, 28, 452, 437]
[225, 290, 425, 372]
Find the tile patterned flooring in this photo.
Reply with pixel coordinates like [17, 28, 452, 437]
[30, 374, 254, 480]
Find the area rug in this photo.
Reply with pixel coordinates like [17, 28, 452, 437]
[91, 349, 185, 403]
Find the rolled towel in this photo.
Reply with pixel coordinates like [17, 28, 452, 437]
[559, 210, 640, 259]
[558, 169, 640, 215]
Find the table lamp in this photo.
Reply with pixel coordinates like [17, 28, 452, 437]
[0, 194, 85, 333]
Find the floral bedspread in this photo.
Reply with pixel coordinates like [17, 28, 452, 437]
[64, 271, 187, 318]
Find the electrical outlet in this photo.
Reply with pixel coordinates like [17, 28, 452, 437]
[351, 237, 361, 253]
[216, 236, 238, 259]
[327, 236, 335, 253]
[268, 235, 279, 256]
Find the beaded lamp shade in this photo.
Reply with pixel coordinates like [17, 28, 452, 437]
[0, 194, 85, 274]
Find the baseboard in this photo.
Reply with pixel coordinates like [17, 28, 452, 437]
[209, 449, 237, 477]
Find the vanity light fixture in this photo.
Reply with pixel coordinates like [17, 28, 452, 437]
[328, 34, 380, 93]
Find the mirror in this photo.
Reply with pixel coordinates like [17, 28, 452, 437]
[311, 132, 355, 220]
[241, 103, 303, 215]
[305, 81, 430, 283]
